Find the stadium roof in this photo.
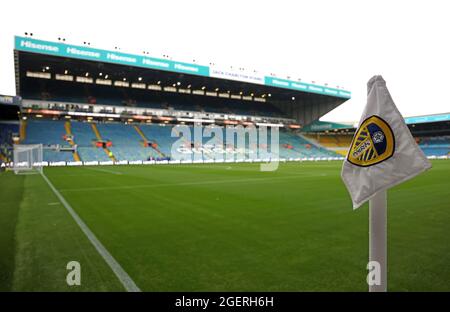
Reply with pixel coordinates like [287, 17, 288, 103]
[15, 36, 351, 99]
[303, 113, 450, 133]
[14, 35, 354, 126]
[302, 120, 354, 132]
[404, 113, 450, 125]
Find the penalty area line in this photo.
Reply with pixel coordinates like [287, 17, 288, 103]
[40, 172, 141, 292]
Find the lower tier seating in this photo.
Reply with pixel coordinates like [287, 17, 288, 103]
[22, 119, 449, 162]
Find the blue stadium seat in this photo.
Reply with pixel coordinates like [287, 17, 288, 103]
[96, 123, 158, 161]
[23, 119, 76, 162]
[20, 119, 396, 163]
[418, 136, 450, 156]
[70, 121, 110, 162]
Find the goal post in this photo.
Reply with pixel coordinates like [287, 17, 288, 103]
[13, 144, 44, 174]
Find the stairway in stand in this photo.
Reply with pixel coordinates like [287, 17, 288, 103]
[91, 123, 116, 161]
[133, 125, 166, 157]
[65, 121, 81, 161]
[20, 119, 27, 142]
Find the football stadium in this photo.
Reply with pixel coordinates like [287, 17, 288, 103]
[1, 34, 449, 295]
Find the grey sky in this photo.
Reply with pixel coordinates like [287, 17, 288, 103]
[1, 0, 448, 122]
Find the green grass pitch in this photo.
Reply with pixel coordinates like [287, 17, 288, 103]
[1, 160, 449, 291]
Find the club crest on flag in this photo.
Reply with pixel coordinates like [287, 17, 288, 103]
[347, 115, 395, 167]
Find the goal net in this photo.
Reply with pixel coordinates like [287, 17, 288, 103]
[13, 144, 44, 174]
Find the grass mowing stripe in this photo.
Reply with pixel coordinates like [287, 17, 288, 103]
[40, 161, 450, 291]
[41, 172, 141, 292]
[84, 167, 123, 175]
[10, 173, 124, 291]
[59, 171, 325, 193]
[0, 174, 24, 291]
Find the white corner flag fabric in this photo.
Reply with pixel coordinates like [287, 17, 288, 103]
[341, 75, 432, 209]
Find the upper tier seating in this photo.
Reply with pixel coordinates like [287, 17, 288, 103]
[22, 79, 286, 118]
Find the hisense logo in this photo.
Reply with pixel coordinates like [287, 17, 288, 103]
[311, 124, 331, 130]
[142, 58, 170, 68]
[272, 79, 289, 87]
[291, 82, 307, 90]
[174, 63, 199, 72]
[324, 88, 338, 95]
[106, 53, 137, 63]
[308, 85, 323, 92]
[20, 40, 59, 52]
[67, 47, 100, 58]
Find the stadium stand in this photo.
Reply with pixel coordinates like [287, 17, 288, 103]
[280, 132, 338, 158]
[22, 80, 286, 119]
[16, 115, 450, 164]
[21, 118, 341, 162]
[12, 36, 447, 165]
[0, 122, 18, 162]
[139, 124, 175, 157]
[305, 131, 450, 158]
[64, 121, 81, 161]
[70, 121, 110, 162]
[11, 36, 355, 166]
[416, 136, 450, 156]
[22, 119, 74, 162]
[304, 133, 353, 156]
[96, 122, 159, 161]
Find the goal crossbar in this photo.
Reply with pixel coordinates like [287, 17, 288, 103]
[13, 144, 44, 174]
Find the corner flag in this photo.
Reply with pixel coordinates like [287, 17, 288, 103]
[341, 75, 431, 209]
[341, 75, 431, 292]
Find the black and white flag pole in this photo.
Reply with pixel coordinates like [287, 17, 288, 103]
[341, 75, 431, 292]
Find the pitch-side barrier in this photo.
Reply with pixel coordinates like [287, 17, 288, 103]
[3, 155, 448, 169]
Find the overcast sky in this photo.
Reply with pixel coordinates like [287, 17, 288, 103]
[1, 0, 449, 122]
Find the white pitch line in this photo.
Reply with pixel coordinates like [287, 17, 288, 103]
[41, 172, 141, 292]
[60, 172, 326, 193]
